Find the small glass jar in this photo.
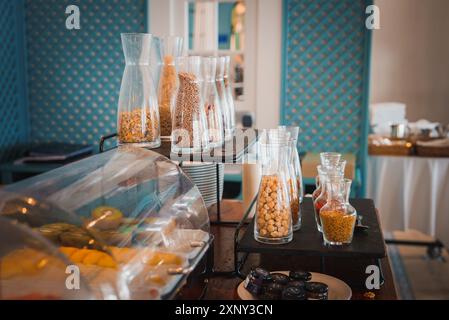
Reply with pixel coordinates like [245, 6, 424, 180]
[320, 174, 356, 246]
[171, 56, 209, 153]
[117, 33, 160, 148]
[254, 132, 293, 244]
[202, 57, 224, 147]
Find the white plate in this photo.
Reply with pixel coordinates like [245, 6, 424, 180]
[237, 271, 352, 300]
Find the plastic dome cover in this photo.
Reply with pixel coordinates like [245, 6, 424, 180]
[0, 217, 94, 300]
[0, 147, 211, 299]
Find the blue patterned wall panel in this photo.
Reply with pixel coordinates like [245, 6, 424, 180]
[25, 0, 146, 147]
[0, 0, 28, 162]
[281, 0, 370, 158]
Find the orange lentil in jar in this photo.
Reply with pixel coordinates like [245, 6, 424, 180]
[320, 210, 356, 244]
[256, 175, 292, 239]
[118, 108, 159, 144]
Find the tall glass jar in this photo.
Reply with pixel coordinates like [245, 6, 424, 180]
[117, 33, 160, 148]
[157, 36, 183, 138]
[286, 139, 301, 231]
[320, 174, 356, 246]
[223, 56, 236, 138]
[216, 57, 232, 141]
[202, 57, 224, 147]
[172, 56, 209, 153]
[255, 135, 293, 244]
[279, 126, 304, 203]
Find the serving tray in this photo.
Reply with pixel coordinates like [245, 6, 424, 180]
[237, 198, 386, 259]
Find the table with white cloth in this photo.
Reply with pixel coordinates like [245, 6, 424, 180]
[367, 155, 449, 247]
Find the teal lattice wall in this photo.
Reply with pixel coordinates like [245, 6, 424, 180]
[281, 0, 371, 195]
[0, 0, 28, 162]
[25, 0, 147, 146]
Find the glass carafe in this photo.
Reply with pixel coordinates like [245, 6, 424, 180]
[320, 174, 356, 246]
[216, 57, 232, 141]
[255, 136, 293, 244]
[279, 126, 304, 203]
[312, 153, 341, 202]
[202, 57, 224, 147]
[286, 139, 301, 231]
[117, 33, 160, 148]
[223, 56, 236, 138]
[172, 56, 209, 153]
[157, 36, 183, 138]
[313, 160, 346, 232]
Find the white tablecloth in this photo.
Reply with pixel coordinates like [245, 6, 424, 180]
[367, 155, 449, 247]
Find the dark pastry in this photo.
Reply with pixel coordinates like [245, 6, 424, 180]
[261, 283, 284, 300]
[282, 286, 307, 300]
[244, 268, 272, 296]
[289, 271, 312, 282]
[305, 282, 329, 300]
[287, 280, 306, 290]
[270, 273, 289, 286]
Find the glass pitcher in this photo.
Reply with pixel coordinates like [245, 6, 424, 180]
[254, 131, 293, 244]
[286, 139, 301, 231]
[343, 178, 357, 218]
[157, 36, 183, 138]
[171, 56, 209, 153]
[320, 174, 356, 246]
[223, 56, 236, 138]
[312, 152, 342, 203]
[313, 160, 346, 232]
[216, 57, 232, 141]
[202, 57, 224, 147]
[117, 33, 160, 148]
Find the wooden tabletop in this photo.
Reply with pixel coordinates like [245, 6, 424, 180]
[201, 200, 398, 300]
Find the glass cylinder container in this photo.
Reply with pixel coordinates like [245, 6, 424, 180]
[255, 135, 293, 244]
[117, 33, 160, 148]
[313, 160, 346, 232]
[216, 57, 232, 141]
[172, 56, 209, 153]
[319, 174, 356, 246]
[157, 36, 183, 138]
[202, 57, 224, 147]
[279, 126, 304, 203]
[223, 56, 236, 138]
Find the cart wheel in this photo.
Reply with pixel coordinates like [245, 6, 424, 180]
[426, 245, 443, 260]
